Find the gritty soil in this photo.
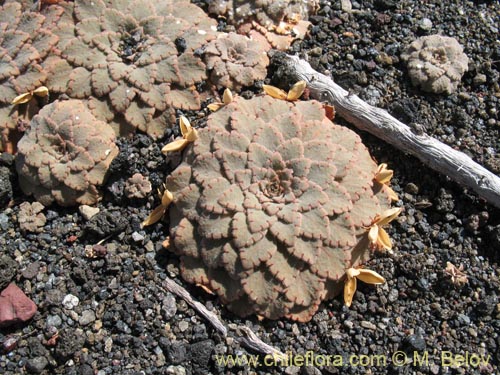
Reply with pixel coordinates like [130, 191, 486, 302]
[1, 0, 499, 374]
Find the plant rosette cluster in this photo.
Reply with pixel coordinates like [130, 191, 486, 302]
[401, 34, 469, 95]
[42, 0, 218, 138]
[0, 1, 61, 152]
[155, 87, 399, 322]
[208, 0, 319, 50]
[15, 99, 119, 206]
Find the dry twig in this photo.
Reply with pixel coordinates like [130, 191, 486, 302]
[270, 53, 500, 209]
[163, 278, 227, 335]
[162, 278, 286, 360]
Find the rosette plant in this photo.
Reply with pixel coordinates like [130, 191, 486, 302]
[204, 32, 270, 91]
[43, 0, 218, 138]
[208, 0, 318, 30]
[16, 99, 119, 206]
[0, 1, 61, 152]
[208, 0, 319, 50]
[401, 35, 469, 95]
[163, 92, 397, 322]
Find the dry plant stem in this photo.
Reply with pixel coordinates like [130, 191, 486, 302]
[162, 278, 286, 360]
[236, 326, 287, 361]
[275, 54, 500, 209]
[162, 278, 227, 335]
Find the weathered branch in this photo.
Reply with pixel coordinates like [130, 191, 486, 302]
[271, 53, 500, 209]
[162, 278, 286, 360]
[163, 277, 227, 335]
[236, 326, 287, 361]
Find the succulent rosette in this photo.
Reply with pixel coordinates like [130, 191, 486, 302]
[165, 94, 394, 322]
[204, 32, 269, 91]
[401, 35, 469, 94]
[0, 1, 61, 151]
[208, 0, 319, 50]
[16, 99, 119, 206]
[208, 0, 318, 29]
[44, 0, 218, 138]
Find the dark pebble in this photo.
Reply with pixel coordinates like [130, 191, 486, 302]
[0, 255, 18, 290]
[0, 152, 15, 166]
[84, 211, 128, 238]
[403, 334, 426, 352]
[77, 364, 94, 375]
[44, 289, 64, 306]
[0, 166, 12, 207]
[486, 225, 500, 248]
[38, 233, 52, 243]
[191, 339, 214, 371]
[192, 324, 208, 341]
[476, 295, 497, 316]
[54, 328, 85, 362]
[25, 357, 48, 374]
[21, 262, 40, 280]
[374, 0, 397, 10]
[174, 37, 187, 53]
[405, 183, 419, 194]
[416, 278, 429, 290]
[458, 314, 471, 325]
[159, 337, 171, 351]
[167, 341, 189, 364]
[28, 337, 49, 358]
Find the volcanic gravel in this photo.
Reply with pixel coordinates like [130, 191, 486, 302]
[1, 0, 499, 374]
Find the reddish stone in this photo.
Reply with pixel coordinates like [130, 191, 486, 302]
[0, 283, 37, 328]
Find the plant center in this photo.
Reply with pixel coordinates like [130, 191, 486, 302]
[119, 28, 148, 63]
[264, 176, 284, 197]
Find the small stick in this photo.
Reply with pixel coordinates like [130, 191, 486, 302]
[271, 53, 500, 209]
[163, 277, 227, 336]
[162, 278, 286, 360]
[236, 326, 287, 361]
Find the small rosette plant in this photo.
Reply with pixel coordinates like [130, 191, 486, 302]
[162, 91, 399, 322]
